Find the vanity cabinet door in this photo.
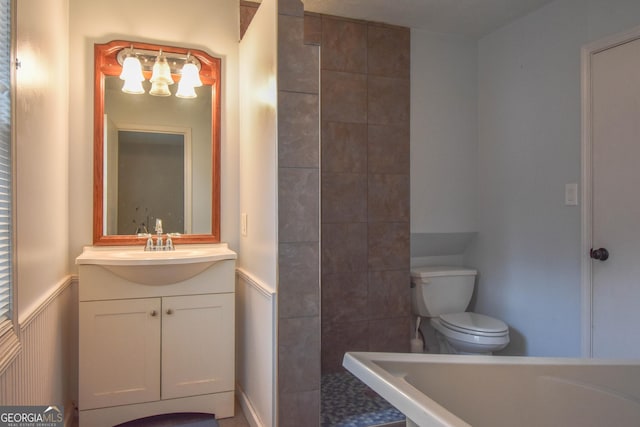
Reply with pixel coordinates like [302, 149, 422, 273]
[79, 298, 161, 410]
[161, 293, 235, 400]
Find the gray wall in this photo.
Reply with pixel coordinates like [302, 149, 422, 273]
[466, 0, 640, 356]
[410, 30, 477, 236]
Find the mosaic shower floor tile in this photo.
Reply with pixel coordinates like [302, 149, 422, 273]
[321, 371, 405, 427]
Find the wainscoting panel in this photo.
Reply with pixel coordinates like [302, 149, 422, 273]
[0, 277, 77, 425]
[236, 269, 276, 427]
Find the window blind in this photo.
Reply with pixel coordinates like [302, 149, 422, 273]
[0, 0, 13, 330]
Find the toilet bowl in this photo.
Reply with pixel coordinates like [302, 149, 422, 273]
[410, 266, 510, 355]
[431, 312, 509, 354]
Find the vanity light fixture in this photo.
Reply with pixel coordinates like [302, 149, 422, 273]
[116, 47, 203, 98]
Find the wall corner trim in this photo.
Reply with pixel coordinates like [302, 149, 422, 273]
[19, 275, 75, 328]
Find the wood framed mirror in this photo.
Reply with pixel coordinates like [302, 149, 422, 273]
[93, 40, 221, 245]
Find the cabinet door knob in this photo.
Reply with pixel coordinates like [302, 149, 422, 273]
[166, 309, 174, 315]
[150, 310, 157, 317]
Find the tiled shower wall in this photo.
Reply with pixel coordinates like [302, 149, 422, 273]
[276, 1, 321, 426]
[320, 16, 411, 373]
[240, 1, 410, 423]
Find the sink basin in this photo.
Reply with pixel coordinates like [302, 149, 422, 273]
[76, 244, 237, 285]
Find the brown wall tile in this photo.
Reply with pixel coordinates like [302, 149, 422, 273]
[279, 242, 320, 319]
[368, 317, 411, 353]
[368, 174, 410, 223]
[368, 270, 411, 319]
[279, 316, 321, 392]
[279, 91, 319, 168]
[279, 15, 320, 93]
[367, 24, 410, 78]
[304, 14, 322, 45]
[321, 173, 367, 223]
[321, 17, 367, 73]
[321, 71, 367, 123]
[279, 168, 319, 243]
[321, 272, 368, 324]
[368, 222, 410, 271]
[367, 76, 410, 125]
[321, 222, 368, 274]
[368, 124, 409, 174]
[322, 121, 367, 173]
[240, 3, 259, 40]
[279, 389, 320, 427]
[321, 320, 368, 373]
[279, 0, 304, 17]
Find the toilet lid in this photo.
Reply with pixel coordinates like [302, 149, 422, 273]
[411, 266, 477, 279]
[440, 312, 508, 337]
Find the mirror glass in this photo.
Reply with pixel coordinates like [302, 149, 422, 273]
[94, 40, 221, 245]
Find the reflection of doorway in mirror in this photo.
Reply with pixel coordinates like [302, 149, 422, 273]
[104, 124, 192, 235]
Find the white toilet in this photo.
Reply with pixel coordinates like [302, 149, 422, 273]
[411, 266, 510, 354]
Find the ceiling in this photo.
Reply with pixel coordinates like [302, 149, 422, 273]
[299, 0, 555, 38]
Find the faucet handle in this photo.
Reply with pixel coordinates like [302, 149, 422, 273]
[145, 236, 154, 251]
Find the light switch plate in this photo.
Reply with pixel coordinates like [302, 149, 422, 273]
[241, 213, 248, 236]
[565, 183, 578, 206]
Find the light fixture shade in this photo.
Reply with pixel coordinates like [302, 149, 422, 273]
[180, 62, 203, 88]
[176, 80, 197, 98]
[150, 81, 171, 97]
[121, 78, 145, 94]
[120, 56, 144, 82]
[120, 55, 145, 94]
[150, 54, 173, 85]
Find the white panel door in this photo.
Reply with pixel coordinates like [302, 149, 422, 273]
[591, 37, 640, 358]
[161, 293, 235, 399]
[79, 298, 161, 409]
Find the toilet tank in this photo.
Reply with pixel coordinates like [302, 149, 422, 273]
[410, 266, 477, 317]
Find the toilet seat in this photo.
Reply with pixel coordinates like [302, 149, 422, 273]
[430, 312, 510, 354]
[439, 312, 509, 337]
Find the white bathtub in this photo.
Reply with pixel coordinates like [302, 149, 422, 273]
[343, 352, 640, 427]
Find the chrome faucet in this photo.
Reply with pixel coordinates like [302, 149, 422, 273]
[142, 218, 175, 251]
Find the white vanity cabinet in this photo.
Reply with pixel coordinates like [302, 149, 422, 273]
[80, 298, 162, 409]
[77, 245, 236, 427]
[161, 293, 234, 400]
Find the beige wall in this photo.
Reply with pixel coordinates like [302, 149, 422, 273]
[237, 0, 278, 424]
[238, 0, 278, 289]
[16, 0, 70, 320]
[68, 0, 240, 268]
[4, 0, 75, 413]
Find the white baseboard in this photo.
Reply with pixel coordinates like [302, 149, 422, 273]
[237, 386, 266, 427]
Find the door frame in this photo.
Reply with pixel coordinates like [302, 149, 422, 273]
[580, 24, 640, 358]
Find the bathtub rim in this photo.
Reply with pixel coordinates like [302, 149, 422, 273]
[342, 351, 640, 427]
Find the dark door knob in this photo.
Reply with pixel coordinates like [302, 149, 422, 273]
[590, 248, 609, 261]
